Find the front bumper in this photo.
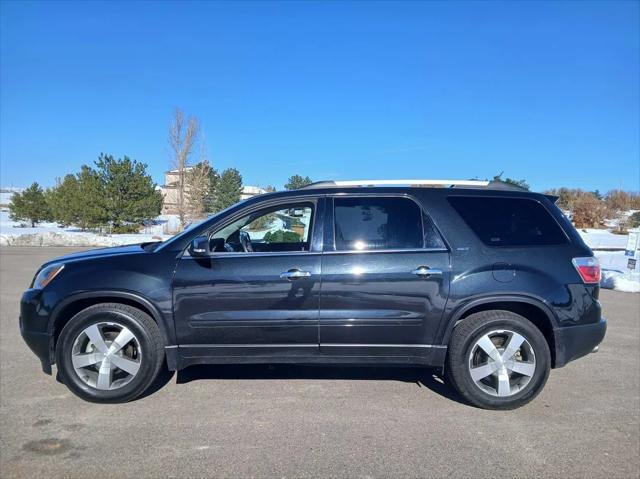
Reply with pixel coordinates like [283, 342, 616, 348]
[20, 289, 53, 374]
[19, 315, 53, 374]
[554, 318, 607, 368]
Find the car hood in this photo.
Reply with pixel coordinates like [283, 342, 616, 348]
[42, 243, 149, 266]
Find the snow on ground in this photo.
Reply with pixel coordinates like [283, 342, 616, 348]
[595, 251, 640, 293]
[580, 229, 640, 293]
[0, 192, 16, 207]
[0, 211, 170, 247]
[578, 228, 628, 249]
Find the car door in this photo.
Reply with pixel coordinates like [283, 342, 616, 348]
[172, 197, 325, 359]
[319, 195, 450, 361]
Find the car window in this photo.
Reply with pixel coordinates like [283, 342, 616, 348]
[210, 202, 314, 253]
[448, 196, 568, 246]
[333, 197, 429, 251]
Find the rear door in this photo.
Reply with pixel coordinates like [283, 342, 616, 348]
[319, 195, 450, 361]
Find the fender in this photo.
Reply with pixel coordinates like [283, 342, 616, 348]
[48, 289, 174, 347]
[439, 293, 560, 345]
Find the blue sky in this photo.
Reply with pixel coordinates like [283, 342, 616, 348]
[1, 0, 638, 192]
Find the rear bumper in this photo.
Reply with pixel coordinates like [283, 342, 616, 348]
[554, 318, 607, 368]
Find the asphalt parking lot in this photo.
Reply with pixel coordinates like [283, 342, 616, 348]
[0, 247, 638, 478]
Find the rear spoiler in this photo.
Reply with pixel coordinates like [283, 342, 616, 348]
[544, 194, 559, 204]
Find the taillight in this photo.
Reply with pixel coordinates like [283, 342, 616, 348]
[572, 257, 601, 284]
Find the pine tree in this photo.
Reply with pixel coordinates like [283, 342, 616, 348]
[9, 182, 50, 227]
[203, 166, 220, 214]
[284, 175, 313, 190]
[213, 168, 243, 212]
[95, 154, 163, 228]
[47, 175, 81, 227]
[46, 168, 106, 230]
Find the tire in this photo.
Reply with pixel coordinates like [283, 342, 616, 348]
[55, 303, 165, 403]
[446, 310, 551, 410]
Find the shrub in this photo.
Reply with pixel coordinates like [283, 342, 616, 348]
[263, 230, 301, 243]
[571, 192, 608, 228]
[111, 224, 141, 234]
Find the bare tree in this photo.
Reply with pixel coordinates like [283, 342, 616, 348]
[168, 108, 199, 228]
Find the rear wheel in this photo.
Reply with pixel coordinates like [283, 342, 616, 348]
[446, 310, 551, 410]
[56, 303, 164, 403]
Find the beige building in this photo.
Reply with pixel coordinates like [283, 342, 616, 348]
[160, 168, 266, 214]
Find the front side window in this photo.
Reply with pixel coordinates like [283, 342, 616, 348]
[333, 197, 430, 251]
[210, 202, 314, 253]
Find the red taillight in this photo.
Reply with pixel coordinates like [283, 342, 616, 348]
[572, 257, 601, 284]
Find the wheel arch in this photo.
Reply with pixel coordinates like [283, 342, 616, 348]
[48, 291, 170, 365]
[442, 295, 560, 367]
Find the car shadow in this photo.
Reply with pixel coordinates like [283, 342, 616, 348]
[175, 364, 468, 406]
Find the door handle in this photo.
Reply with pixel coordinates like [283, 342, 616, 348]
[412, 266, 443, 277]
[280, 269, 312, 280]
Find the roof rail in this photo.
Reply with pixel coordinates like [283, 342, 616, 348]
[302, 179, 491, 189]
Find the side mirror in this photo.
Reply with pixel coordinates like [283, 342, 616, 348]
[189, 236, 210, 257]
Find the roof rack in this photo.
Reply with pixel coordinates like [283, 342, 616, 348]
[302, 179, 491, 189]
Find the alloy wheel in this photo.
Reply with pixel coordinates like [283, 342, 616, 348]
[71, 322, 141, 390]
[468, 329, 536, 397]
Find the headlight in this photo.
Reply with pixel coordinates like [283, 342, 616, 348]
[32, 264, 65, 289]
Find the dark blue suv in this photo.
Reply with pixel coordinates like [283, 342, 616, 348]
[19, 180, 606, 409]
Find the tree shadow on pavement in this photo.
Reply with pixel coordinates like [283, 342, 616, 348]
[175, 364, 468, 406]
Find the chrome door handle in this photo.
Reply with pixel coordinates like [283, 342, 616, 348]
[412, 266, 443, 277]
[280, 269, 311, 280]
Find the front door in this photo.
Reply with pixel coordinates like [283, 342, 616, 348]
[319, 195, 450, 362]
[173, 198, 323, 359]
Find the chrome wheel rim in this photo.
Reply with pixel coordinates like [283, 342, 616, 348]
[468, 329, 536, 397]
[71, 322, 141, 391]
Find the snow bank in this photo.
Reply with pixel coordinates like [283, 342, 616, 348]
[601, 270, 640, 293]
[593, 251, 640, 293]
[0, 211, 171, 247]
[0, 231, 169, 247]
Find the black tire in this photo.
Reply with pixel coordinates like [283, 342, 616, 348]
[55, 303, 165, 403]
[446, 310, 551, 410]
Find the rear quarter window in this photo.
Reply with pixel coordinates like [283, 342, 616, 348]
[448, 196, 568, 247]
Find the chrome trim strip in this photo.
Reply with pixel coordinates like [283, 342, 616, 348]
[177, 343, 445, 349]
[321, 248, 448, 255]
[178, 344, 318, 348]
[182, 250, 322, 259]
[320, 344, 446, 348]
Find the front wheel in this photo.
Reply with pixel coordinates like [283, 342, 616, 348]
[446, 310, 551, 410]
[55, 303, 165, 403]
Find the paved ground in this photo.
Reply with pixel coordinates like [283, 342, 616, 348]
[0, 247, 638, 478]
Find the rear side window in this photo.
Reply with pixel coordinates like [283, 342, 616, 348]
[333, 197, 443, 251]
[448, 196, 567, 247]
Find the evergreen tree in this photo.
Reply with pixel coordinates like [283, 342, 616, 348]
[46, 168, 107, 230]
[201, 164, 220, 214]
[47, 175, 81, 227]
[9, 182, 50, 227]
[213, 168, 243, 212]
[284, 175, 313, 190]
[95, 154, 163, 228]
